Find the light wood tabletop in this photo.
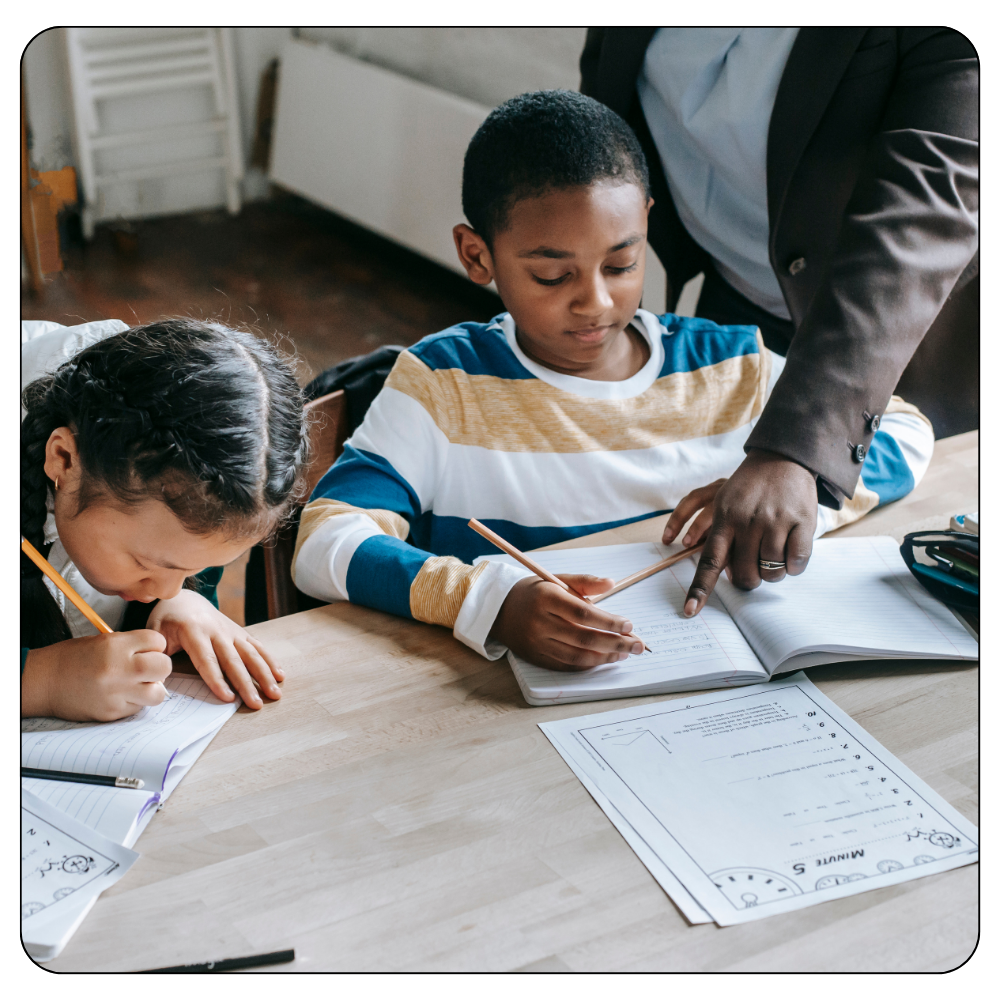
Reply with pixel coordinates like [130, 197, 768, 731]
[47, 432, 978, 972]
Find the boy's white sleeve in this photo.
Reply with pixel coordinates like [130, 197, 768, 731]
[453, 561, 535, 659]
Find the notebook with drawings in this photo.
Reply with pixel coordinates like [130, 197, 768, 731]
[481, 536, 978, 706]
[22, 673, 238, 843]
[21, 673, 239, 960]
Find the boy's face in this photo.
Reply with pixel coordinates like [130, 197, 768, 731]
[454, 181, 651, 372]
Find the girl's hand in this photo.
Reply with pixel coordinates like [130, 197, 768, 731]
[146, 590, 283, 709]
[21, 631, 172, 722]
[661, 478, 728, 548]
[490, 573, 643, 672]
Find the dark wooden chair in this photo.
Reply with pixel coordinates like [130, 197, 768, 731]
[262, 389, 348, 619]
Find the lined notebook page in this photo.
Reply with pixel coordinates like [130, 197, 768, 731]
[21, 675, 239, 792]
[486, 544, 768, 704]
[20, 778, 160, 848]
[713, 536, 979, 672]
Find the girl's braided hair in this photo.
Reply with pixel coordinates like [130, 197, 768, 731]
[21, 319, 308, 649]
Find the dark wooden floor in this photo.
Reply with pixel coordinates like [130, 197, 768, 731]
[22, 192, 504, 623]
[21, 190, 503, 382]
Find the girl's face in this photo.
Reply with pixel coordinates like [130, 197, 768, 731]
[44, 427, 255, 602]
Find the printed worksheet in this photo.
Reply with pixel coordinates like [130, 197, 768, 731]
[21, 790, 138, 959]
[540, 673, 978, 925]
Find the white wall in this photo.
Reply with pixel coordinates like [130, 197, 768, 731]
[21, 28, 76, 172]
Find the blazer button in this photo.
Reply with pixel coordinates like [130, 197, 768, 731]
[788, 257, 807, 276]
[853, 443, 866, 463]
[870, 413, 881, 432]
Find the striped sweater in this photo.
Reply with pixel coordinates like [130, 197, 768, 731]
[292, 309, 934, 659]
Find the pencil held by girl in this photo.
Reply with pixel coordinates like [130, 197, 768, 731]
[21, 319, 308, 722]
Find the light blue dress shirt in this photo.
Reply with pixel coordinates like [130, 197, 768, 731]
[638, 28, 800, 320]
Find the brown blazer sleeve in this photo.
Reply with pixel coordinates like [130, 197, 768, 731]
[747, 28, 979, 503]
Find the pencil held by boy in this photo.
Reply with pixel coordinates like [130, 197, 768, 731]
[21, 319, 309, 722]
[291, 90, 935, 676]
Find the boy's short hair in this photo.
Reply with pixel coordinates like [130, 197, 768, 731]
[462, 89, 651, 246]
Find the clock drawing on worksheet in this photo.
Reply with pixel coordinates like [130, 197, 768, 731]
[709, 868, 803, 909]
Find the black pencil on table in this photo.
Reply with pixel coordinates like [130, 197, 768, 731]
[141, 949, 296, 973]
[21, 766, 144, 790]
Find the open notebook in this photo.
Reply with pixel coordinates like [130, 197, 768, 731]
[482, 537, 978, 706]
[21, 673, 239, 960]
[22, 672, 239, 833]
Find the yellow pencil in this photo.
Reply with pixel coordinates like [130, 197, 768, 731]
[468, 518, 651, 653]
[588, 543, 705, 604]
[21, 536, 114, 634]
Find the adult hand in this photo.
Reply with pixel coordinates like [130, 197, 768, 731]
[663, 449, 818, 617]
[491, 573, 644, 671]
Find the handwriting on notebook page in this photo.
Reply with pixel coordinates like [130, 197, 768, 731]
[21, 675, 239, 790]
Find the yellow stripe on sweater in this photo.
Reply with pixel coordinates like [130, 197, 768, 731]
[293, 497, 409, 568]
[885, 394, 933, 431]
[386, 342, 769, 454]
[820, 480, 881, 534]
[409, 556, 489, 628]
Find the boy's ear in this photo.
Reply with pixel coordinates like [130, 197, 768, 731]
[646, 197, 655, 215]
[453, 224, 495, 285]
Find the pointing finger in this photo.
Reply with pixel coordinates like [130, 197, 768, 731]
[683, 523, 733, 617]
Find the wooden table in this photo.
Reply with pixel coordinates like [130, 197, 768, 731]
[50, 432, 978, 972]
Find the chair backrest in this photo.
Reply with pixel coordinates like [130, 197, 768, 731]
[263, 389, 348, 620]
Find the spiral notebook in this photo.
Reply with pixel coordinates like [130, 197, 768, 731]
[482, 536, 978, 706]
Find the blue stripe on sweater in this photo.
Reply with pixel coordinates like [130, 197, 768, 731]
[311, 444, 421, 520]
[861, 430, 914, 506]
[656, 314, 762, 376]
[407, 313, 761, 381]
[345, 534, 425, 619]
[408, 319, 535, 379]
[409, 510, 671, 565]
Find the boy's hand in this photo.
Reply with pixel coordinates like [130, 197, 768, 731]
[21, 631, 172, 722]
[491, 574, 644, 672]
[146, 590, 284, 709]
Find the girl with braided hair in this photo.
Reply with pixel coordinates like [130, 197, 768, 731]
[21, 318, 308, 722]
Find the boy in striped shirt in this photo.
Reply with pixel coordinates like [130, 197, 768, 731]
[292, 91, 933, 673]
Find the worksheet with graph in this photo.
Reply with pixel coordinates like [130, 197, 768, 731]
[540, 674, 979, 925]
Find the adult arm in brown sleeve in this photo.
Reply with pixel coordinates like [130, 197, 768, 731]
[680, 28, 979, 610]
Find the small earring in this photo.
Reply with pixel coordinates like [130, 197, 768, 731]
[54, 477, 60, 491]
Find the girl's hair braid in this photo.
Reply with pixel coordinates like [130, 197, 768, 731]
[21, 319, 309, 649]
